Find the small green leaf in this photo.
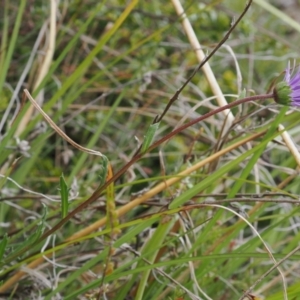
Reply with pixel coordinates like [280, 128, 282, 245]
[60, 174, 69, 218]
[141, 122, 160, 153]
[40, 203, 48, 222]
[239, 88, 246, 99]
[99, 156, 109, 186]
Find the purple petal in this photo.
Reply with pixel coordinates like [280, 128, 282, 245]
[285, 65, 300, 105]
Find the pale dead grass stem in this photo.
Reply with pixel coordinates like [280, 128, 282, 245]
[15, 0, 57, 137]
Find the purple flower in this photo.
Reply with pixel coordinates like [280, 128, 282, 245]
[273, 63, 300, 106]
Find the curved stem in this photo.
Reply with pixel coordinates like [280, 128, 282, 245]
[149, 93, 273, 150]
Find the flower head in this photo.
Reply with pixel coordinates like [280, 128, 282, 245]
[273, 63, 300, 106]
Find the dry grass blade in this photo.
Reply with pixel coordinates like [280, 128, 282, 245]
[278, 124, 300, 167]
[170, 0, 250, 126]
[15, 0, 57, 137]
[24, 89, 104, 157]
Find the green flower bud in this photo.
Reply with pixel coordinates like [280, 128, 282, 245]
[273, 63, 300, 106]
[273, 81, 292, 106]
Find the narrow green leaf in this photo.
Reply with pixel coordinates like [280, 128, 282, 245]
[8, 204, 47, 260]
[169, 117, 290, 210]
[238, 88, 246, 99]
[135, 215, 176, 300]
[43, 0, 139, 115]
[141, 122, 160, 153]
[44, 218, 158, 300]
[0, 205, 51, 267]
[0, 234, 8, 262]
[59, 174, 69, 218]
[0, 0, 9, 73]
[228, 106, 288, 198]
[253, 0, 300, 33]
[13, 221, 45, 256]
[32, 1, 108, 99]
[99, 156, 109, 187]
[0, 0, 26, 92]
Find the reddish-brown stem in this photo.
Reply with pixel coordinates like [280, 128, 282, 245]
[35, 93, 273, 243]
[149, 94, 273, 150]
[156, 0, 253, 122]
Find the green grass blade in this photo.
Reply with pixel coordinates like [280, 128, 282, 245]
[254, 0, 300, 33]
[0, 0, 26, 92]
[44, 217, 158, 300]
[0, 233, 8, 262]
[32, 1, 108, 98]
[0, 0, 9, 75]
[135, 216, 177, 300]
[43, 0, 139, 112]
[59, 174, 69, 218]
[228, 106, 288, 198]
[169, 130, 282, 210]
[141, 122, 160, 153]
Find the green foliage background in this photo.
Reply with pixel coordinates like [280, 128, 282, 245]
[1, 0, 300, 299]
